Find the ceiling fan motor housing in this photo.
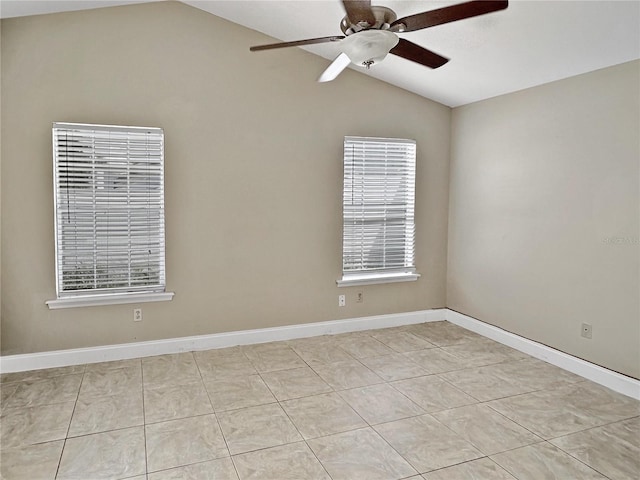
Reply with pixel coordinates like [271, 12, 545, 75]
[340, 6, 397, 34]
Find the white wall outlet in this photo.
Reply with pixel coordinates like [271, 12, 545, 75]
[356, 292, 363, 303]
[338, 295, 346, 307]
[133, 308, 143, 322]
[581, 322, 592, 339]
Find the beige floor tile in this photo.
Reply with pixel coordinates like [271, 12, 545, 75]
[336, 336, 396, 358]
[439, 364, 534, 401]
[370, 330, 436, 353]
[142, 353, 201, 388]
[0, 383, 19, 411]
[562, 381, 640, 424]
[360, 354, 429, 381]
[442, 339, 527, 367]
[0, 440, 64, 480]
[4, 374, 83, 409]
[57, 426, 146, 480]
[312, 359, 384, 390]
[374, 414, 483, 473]
[144, 381, 213, 423]
[204, 374, 276, 411]
[0, 365, 85, 385]
[290, 343, 355, 366]
[145, 414, 229, 472]
[242, 343, 306, 372]
[79, 366, 142, 400]
[488, 382, 639, 439]
[339, 383, 425, 425]
[391, 376, 476, 413]
[0, 401, 75, 449]
[406, 322, 482, 346]
[233, 442, 331, 480]
[148, 457, 239, 480]
[404, 348, 470, 374]
[260, 367, 332, 401]
[490, 442, 607, 479]
[217, 403, 301, 455]
[490, 358, 583, 391]
[308, 427, 418, 480]
[422, 457, 516, 480]
[550, 417, 640, 479]
[281, 392, 367, 439]
[432, 404, 542, 455]
[195, 348, 257, 379]
[69, 391, 144, 437]
[84, 358, 142, 374]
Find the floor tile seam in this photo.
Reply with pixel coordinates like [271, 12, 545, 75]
[545, 414, 640, 443]
[545, 438, 621, 480]
[67, 418, 147, 439]
[257, 369, 336, 402]
[211, 399, 280, 414]
[268, 399, 335, 480]
[2, 376, 84, 411]
[489, 440, 615, 480]
[383, 376, 439, 415]
[416, 372, 484, 404]
[140, 362, 151, 477]
[470, 401, 545, 441]
[142, 376, 208, 393]
[196, 370, 240, 480]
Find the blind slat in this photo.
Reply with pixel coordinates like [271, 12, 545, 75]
[342, 136, 416, 275]
[52, 122, 167, 297]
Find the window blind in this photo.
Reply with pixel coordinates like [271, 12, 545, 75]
[341, 136, 417, 281]
[52, 123, 166, 298]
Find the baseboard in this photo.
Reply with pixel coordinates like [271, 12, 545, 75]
[2, 308, 638, 401]
[446, 310, 640, 401]
[0, 308, 446, 374]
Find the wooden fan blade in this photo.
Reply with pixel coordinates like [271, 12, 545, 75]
[391, 0, 508, 33]
[342, 0, 376, 26]
[250, 36, 344, 51]
[390, 38, 449, 69]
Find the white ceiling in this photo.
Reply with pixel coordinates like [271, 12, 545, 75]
[2, 0, 639, 107]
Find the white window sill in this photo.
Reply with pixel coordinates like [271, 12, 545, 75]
[336, 272, 420, 287]
[46, 291, 175, 309]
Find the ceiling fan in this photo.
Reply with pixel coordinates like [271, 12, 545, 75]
[250, 0, 508, 82]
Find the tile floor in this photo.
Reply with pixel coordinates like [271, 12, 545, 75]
[1, 321, 639, 479]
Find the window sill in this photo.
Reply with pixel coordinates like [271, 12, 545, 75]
[46, 291, 175, 309]
[336, 272, 420, 287]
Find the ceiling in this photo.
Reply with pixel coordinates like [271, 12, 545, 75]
[1, 0, 639, 107]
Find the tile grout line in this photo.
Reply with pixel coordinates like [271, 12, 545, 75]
[193, 350, 242, 480]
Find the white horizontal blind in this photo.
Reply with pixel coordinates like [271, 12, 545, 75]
[52, 123, 166, 298]
[342, 136, 416, 278]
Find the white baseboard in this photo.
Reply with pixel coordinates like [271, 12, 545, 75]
[0, 309, 446, 374]
[446, 309, 640, 401]
[2, 307, 638, 401]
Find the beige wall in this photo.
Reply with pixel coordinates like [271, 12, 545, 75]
[448, 61, 640, 378]
[0, 2, 451, 355]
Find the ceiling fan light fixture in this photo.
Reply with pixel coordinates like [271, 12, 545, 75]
[341, 30, 399, 67]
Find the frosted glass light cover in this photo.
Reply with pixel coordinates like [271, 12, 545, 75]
[341, 30, 399, 66]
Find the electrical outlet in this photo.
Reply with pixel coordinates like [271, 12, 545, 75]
[134, 308, 143, 322]
[356, 292, 363, 303]
[338, 295, 346, 307]
[581, 323, 592, 339]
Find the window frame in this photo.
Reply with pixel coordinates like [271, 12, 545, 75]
[46, 122, 174, 309]
[337, 135, 420, 287]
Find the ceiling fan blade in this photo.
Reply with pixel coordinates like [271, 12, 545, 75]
[390, 38, 449, 69]
[318, 52, 352, 82]
[342, 0, 376, 26]
[391, 0, 508, 33]
[250, 36, 344, 51]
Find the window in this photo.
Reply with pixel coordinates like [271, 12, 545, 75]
[47, 123, 173, 308]
[338, 136, 420, 286]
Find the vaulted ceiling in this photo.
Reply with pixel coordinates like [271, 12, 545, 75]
[2, 0, 639, 106]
